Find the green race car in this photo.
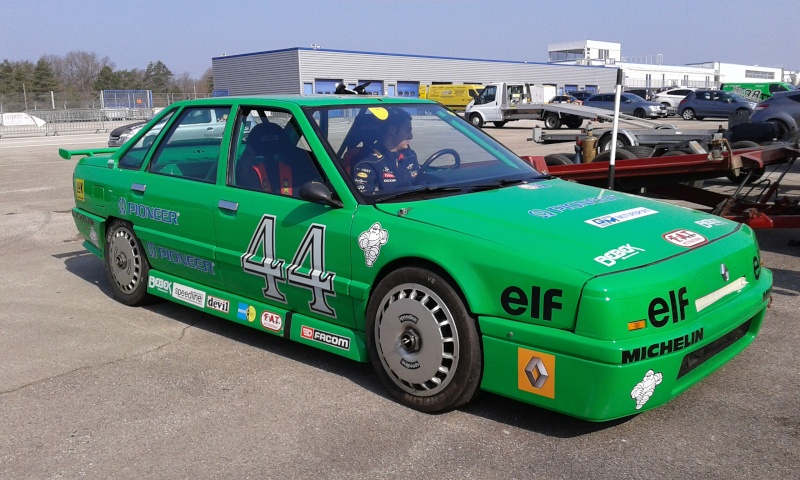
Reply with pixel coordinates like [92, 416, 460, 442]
[64, 96, 772, 421]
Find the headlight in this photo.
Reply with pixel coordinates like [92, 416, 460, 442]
[649, 106, 660, 111]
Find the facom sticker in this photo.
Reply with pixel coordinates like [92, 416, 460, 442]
[260, 311, 283, 331]
[663, 229, 707, 247]
[171, 282, 206, 308]
[358, 222, 389, 267]
[631, 370, 663, 410]
[585, 207, 658, 228]
[300, 326, 350, 350]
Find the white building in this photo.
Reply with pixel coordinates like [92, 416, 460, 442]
[547, 40, 788, 89]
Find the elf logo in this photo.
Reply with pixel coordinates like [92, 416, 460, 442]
[648, 287, 689, 327]
[500, 286, 563, 321]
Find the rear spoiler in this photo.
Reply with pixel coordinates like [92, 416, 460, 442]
[59, 147, 118, 160]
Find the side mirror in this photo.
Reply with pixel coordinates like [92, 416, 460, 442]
[299, 182, 343, 208]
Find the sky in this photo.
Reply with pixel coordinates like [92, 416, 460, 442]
[2, 0, 798, 79]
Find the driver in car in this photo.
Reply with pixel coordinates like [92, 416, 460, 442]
[352, 108, 419, 192]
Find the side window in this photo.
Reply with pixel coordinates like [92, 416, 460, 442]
[769, 84, 786, 94]
[147, 106, 231, 183]
[479, 86, 497, 103]
[117, 112, 175, 170]
[228, 108, 324, 198]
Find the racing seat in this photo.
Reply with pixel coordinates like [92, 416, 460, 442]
[236, 122, 321, 197]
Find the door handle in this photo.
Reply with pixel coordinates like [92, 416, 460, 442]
[218, 199, 238, 212]
[131, 183, 146, 194]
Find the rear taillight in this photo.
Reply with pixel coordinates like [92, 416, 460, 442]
[754, 103, 769, 111]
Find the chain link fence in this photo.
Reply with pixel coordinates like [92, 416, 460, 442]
[0, 91, 214, 138]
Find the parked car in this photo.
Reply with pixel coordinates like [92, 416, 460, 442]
[65, 95, 771, 422]
[747, 90, 800, 139]
[567, 90, 595, 103]
[652, 88, 697, 109]
[583, 92, 668, 118]
[677, 90, 757, 121]
[107, 121, 148, 147]
[549, 94, 581, 105]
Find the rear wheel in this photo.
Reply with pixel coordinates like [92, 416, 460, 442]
[681, 108, 696, 120]
[469, 114, 483, 128]
[366, 267, 482, 412]
[104, 220, 153, 306]
[492, 121, 507, 128]
[564, 117, 584, 129]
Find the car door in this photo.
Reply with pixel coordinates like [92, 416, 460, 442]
[119, 105, 231, 291]
[213, 106, 356, 330]
[693, 91, 713, 117]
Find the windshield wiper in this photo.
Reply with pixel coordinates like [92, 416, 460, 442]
[373, 185, 463, 203]
[469, 176, 551, 192]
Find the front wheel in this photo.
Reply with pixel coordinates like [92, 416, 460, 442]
[492, 121, 507, 128]
[104, 220, 153, 306]
[633, 108, 646, 118]
[543, 113, 562, 129]
[469, 114, 483, 128]
[366, 267, 482, 412]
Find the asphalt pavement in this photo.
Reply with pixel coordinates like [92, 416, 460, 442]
[0, 124, 798, 479]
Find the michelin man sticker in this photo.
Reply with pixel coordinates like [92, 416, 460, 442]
[358, 222, 389, 267]
[631, 369, 663, 410]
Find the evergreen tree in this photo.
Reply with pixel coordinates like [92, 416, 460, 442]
[143, 60, 173, 92]
[33, 58, 60, 100]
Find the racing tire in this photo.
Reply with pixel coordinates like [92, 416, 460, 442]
[622, 145, 656, 158]
[725, 141, 765, 184]
[492, 121, 507, 128]
[543, 113, 562, 130]
[469, 114, 484, 128]
[564, 117, 584, 129]
[366, 267, 482, 413]
[597, 133, 632, 152]
[592, 148, 639, 162]
[681, 108, 696, 121]
[633, 108, 646, 119]
[104, 220, 154, 306]
[544, 154, 574, 166]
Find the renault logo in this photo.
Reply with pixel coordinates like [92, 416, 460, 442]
[720, 263, 730, 282]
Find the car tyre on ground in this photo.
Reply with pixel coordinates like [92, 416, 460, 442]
[469, 114, 483, 128]
[543, 113, 562, 129]
[682, 108, 696, 120]
[366, 266, 482, 413]
[104, 220, 154, 306]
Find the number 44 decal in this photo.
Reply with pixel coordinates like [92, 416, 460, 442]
[241, 214, 337, 317]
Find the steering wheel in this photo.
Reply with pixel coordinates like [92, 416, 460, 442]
[420, 148, 461, 171]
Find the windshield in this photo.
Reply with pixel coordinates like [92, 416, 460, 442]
[306, 103, 546, 203]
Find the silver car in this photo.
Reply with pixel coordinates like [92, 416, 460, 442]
[748, 90, 800, 139]
[583, 92, 667, 118]
[652, 88, 697, 109]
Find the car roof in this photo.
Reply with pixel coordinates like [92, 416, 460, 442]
[171, 95, 436, 108]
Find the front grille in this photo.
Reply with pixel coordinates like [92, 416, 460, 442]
[677, 318, 752, 379]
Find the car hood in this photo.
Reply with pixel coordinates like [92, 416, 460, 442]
[376, 179, 740, 276]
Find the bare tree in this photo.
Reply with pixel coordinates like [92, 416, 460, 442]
[61, 51, 112, 92]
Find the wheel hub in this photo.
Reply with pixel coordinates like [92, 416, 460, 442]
[115, 253, 128, 270]
[400, 328, 421, 353]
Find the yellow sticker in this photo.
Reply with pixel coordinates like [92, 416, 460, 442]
[368, 107, 389, 120]
[518, 348, 556, 398]
[357, 172, 368, 178]
[75, 178, 85, 201]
